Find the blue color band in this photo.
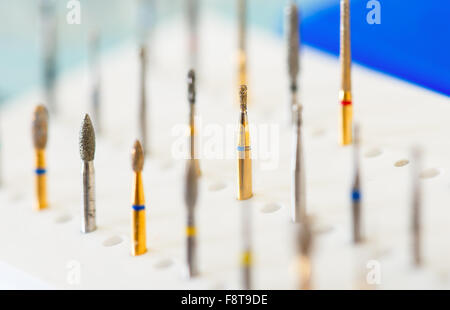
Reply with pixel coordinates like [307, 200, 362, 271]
[352, 190, 361, 202]
[35, 168, 46, 175]
[132, 205, 145, 211]
[237, 146, 251, 151]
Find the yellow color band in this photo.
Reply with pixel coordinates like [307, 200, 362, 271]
[186, 226, 197, 236]
[241, 251, 252, 266]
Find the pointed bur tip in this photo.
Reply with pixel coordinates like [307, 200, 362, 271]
[239, 85, 247, 110]
[32, 104, 49, 149]
[79, 114, 96, 161]
[132, 140, 144, 172]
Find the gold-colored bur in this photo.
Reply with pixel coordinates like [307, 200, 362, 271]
[237, 85, 252, 200]
[131, 140, 147, 256]
[32, 105, 49, 210]
[339, 0, 352, 145]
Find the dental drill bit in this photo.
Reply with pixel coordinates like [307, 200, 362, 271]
[131, 140, 147, 256]
[187, 0, 199, 70]
[237, 0, 247, 88]
[351, 124, 362, 243]
[137, 0, 155, 47]
[89, 31, 101, 134]
[411, 147, 422, 266]
[32, 105, 49, 210]
[187, 70, 201, 176]
[297, 217, 313, 290]
[40, 0, 58, 114]
[184, 158, 199, 278]
[139, 46, 149, 155]
[241, 201, 252, 289]
[237, 85, 252, 200]
[339, 0, 352, 145]
[291, 104, 305, 223]
[79, 114, 96, 233]
[286, 2, 300, 124]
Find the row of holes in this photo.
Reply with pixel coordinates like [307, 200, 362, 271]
[51, 147, 439, 253]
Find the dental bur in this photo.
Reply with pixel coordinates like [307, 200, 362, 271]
[131, 140, 147, 256]
[79, 114, 96, 233]
[237, 85, 252, 200]
[32, 105, 49, 210]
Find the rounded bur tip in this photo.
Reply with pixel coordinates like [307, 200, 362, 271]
[239, 85, 247, 110]
[132, 140, 144, 172]
[79, 114, 96, 161]
[32, 104, 49, 149]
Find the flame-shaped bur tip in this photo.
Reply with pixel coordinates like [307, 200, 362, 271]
[79, 114, 96, 161]
[239, 85, 248, 110]
[32, 104, 49, 149]
[131, 140, 144, 172]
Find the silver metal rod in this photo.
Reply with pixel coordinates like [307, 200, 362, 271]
[90, 32, 101, 134]
[352, 124, 362, 243]
[82, 161, 96, 233]
[40, 0, 58, 114]
[242, 201, 252, 289]
[186, 212, 198, 278]
[411, 147, 422, 266]
[185, 158, 198, 278]
[139, 47, 148, 155]
[187, 0, 199, 70]
[286, 2, 300, 124]
[292, 104, 305, 223]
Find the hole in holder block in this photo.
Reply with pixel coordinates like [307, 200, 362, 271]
[153, 258, 174, 269]
[54, 214, 72, 224]
[364, 148, 382, 158]
[311, 128, 326, 137]
[420, 168, 440, 179]
[160, 160, 174, 170]
[394, 159, 409, 167]
[260, 202, 282, 214]
[208, 181, 227, 191]
[102, 235, 123, 247]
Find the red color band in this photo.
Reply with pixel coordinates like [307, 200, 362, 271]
[341, 100, 352, 106]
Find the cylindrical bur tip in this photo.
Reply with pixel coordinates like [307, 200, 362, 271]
[287, 3, 299, 80]
[239, 85, 248, 110]
[32, 104, 49, 149]
[132, 140, 145, 172]
[79, 114, 96, 161]
[188, 69, 196, 104]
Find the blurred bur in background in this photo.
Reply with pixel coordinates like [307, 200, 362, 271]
[0, 0, 327, 102]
